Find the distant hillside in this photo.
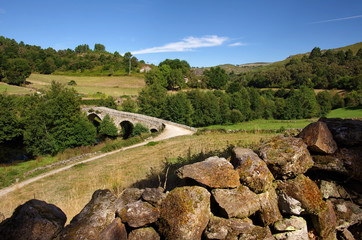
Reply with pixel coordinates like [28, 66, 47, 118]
[193, 62, 270, 76]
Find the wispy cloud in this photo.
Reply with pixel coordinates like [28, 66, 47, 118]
[132, 35, 228, 54]
[311, 15, 362, 24]
[229, 42, 245, 47]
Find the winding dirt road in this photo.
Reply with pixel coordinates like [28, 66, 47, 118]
[0, 123, 195, 198]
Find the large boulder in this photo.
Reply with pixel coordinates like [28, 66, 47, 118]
[311, 200, 337, 240]
[259, 136, 314, 179]
[98, 218, 127, 240]
[158, 186, 210, 240]
[212, 185, 260, 219]
[334, 147, 362, 182]
[277, 191, 305, 215]
[118, 200, 160, 228]
[277, 175, 326, 215]
[273, 216, 309, 240]
[298, 121, 338, 154]
[319, 180, 348, 199]
[115, 188, 144, 210]
[0, 199, 66, 240]
[59, 189, 117, 240]
[238, 226, 274, 240]
[142, 187, 166, 206]
[231, 148, 274, 193]
[258, 188, 283, 226]
[319, 118, 362, 148]
[128, 227, 160, 240]
[176, 156, 240, 188]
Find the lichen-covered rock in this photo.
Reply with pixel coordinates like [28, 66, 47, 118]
[98, 218, 127, 240]
[259, 136, 314, 179]
[176, 156, 240, 188]
[311, 200, 337, 240]
[158, 186, 210, 240]
[319, 118, 362, 148]
[334, 147, 362, 182]
[311, 154, 348, 175]
[277, 191, 305, 215]
[298, 121, 338, 154]
[212, 185, 260, 219]
[115, 188, 144, 210]
[59, 189, 117, 240]
[319, 180, 348, 199]
[142, 187, 166, 206]
[118, 200, 160, 228]
[258, 188, 283, 226]
[273, 216, 309, 240]
[204, 216, 254, 240]
[231, 148, 274, 193]
[0, 199, 66, 240]
[277, 175, 326, 215]
[338, 228, 356, 240]
[330, 199, 362, 230]
[128, 227, 160, 240]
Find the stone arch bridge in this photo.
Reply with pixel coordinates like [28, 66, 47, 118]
[83, 107, 167, 136]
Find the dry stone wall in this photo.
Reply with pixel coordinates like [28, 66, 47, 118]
[0, 118, 361, 240]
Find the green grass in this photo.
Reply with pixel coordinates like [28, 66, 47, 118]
[202, 119, 316, 131]
[26, 73, 146, 97]
[327, 106, 362, 118]
[0, 83, 34, 95]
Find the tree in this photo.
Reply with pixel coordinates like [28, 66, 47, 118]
[138, 83, 167, 118]
[298, 86, 320, 118]
[99, 114, 118, 137]
[204, 66, 229, 89]
[309, 47, 321, 59]
[122, 97, 137, 113]
[331, 93, 344, 109]
[163, 92, 194, 125]
[75, 44, 90, 53]
[316, 91, 332, 116]
[4, 58, 31, 85]
[94, 43, 105, 52]
[0, 94, 23, 143]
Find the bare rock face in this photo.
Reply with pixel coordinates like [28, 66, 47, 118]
[259, 136, 314, 179]
[98, 218, 127, 240]
[142, 187, 166, 206]
[311, 200, 337, 240]
[60, 189, 117, 240]
[204, 216, 254, 239]
[158, 186, 211, 240]
[319, 118, 362, 148]
[176, 156, 240, 188]
[277, 175, 326, 215]
[212, 185, 260, 219]
[231, 147, 274, 193]
[128, 227, 160, 240]
[118, 200, 160, 228]
[298, 121, 338, 154]
[273, 216, 309, 240]
[0, 199, 67, 240]
[258, 188, 283, 226]
[277, 191, 305, 215]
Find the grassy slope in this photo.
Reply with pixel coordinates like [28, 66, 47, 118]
[326, 106, 362, 118]
[0, 83, 34, 95]
[27, 74, 146, 97]
[0, 131, 276, 222]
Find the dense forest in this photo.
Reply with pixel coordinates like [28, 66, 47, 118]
[0, 36, 142, 85]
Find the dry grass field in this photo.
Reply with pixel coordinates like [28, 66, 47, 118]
[27, 74, 146, 97]
[0, 131, 276, 223]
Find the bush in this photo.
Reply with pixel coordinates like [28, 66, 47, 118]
[67, 80, 77, 86]
[132, 123, 149, 137]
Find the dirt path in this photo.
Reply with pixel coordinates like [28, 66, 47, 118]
[0, 123, 195, 198]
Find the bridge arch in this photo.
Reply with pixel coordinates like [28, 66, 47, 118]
[88, 113, 102, 128]
[120, 120, 134, 139]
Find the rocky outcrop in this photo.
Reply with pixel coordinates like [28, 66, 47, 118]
[212, 185, 260, 219]
[59, 189, 117, 240]
[259, 136, 314, 179]
[158, 186, 211, 240]
[176, 156, 240, 188]
[298, 121, 338, 154]
[0, 199, 66, 240]
[3, 118, 361, 240]
[231, 147, 274, 193]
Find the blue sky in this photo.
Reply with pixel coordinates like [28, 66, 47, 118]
[1, 0, 361, 67]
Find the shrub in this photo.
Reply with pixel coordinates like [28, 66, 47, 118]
[132, 123, 149, 137]
[67, 80, 77, 86]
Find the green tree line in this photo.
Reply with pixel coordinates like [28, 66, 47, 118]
[137, 83, 361, 127]
[0, 36, 142, 85]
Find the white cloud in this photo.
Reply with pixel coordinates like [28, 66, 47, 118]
[312, 15, 362, 24]
[131, 35, 228, 54]
[229, 42, 245, 47]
